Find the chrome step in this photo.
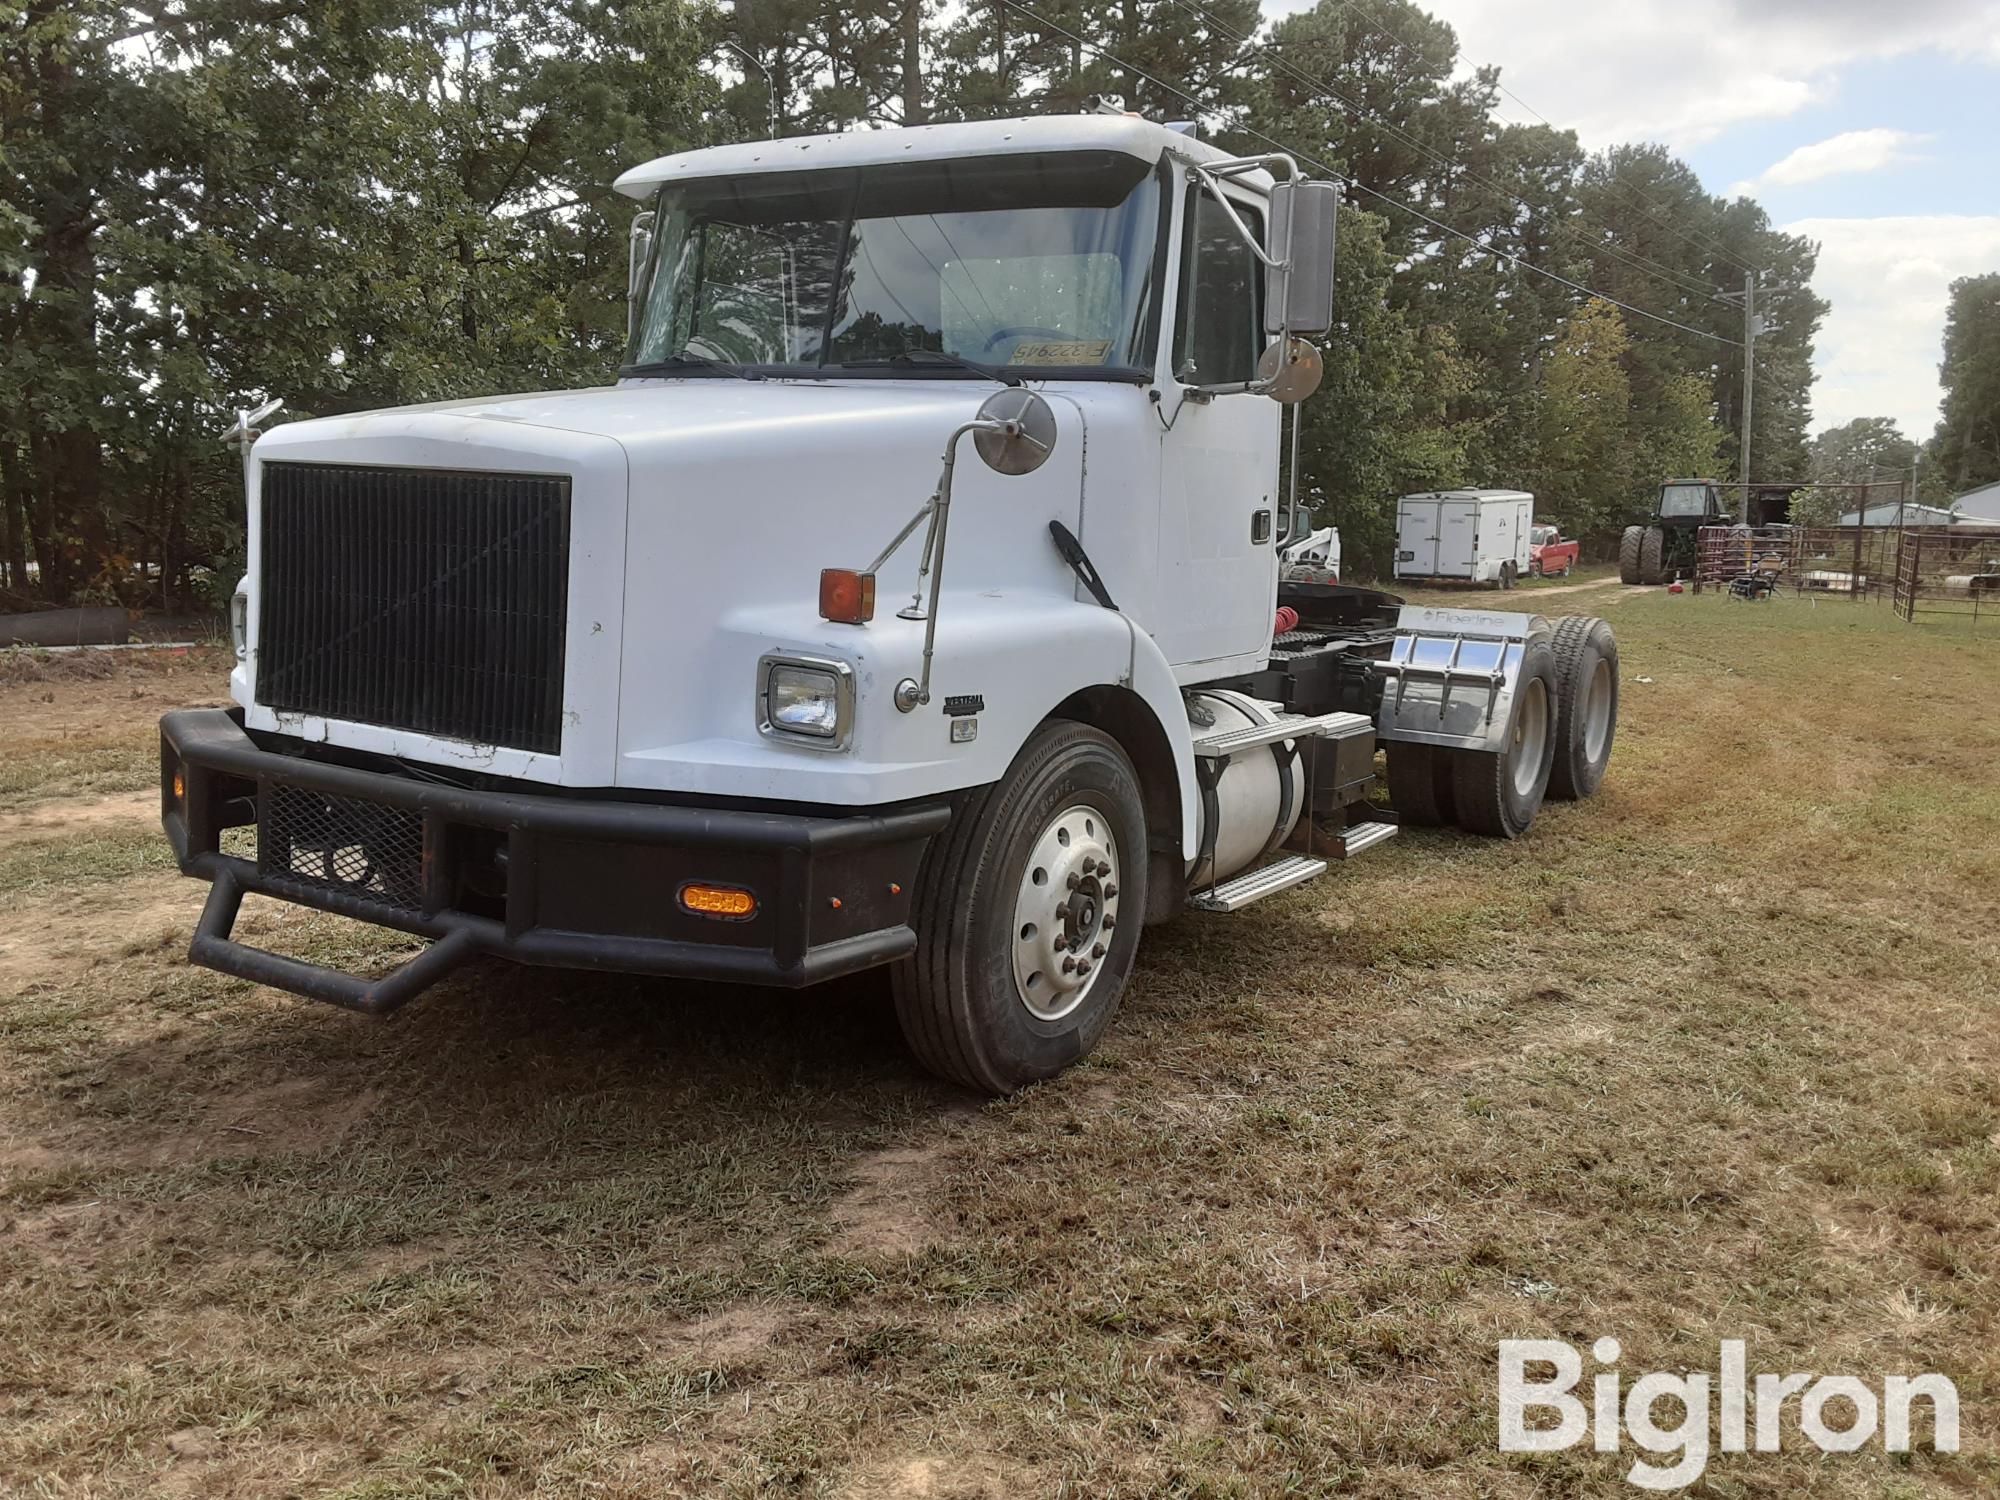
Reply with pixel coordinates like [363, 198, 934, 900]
[1186, 854, 1328, 913]
[1335, 820, 1399, 859]
[1192, 709, 1373, 760]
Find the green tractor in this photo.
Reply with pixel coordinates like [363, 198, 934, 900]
[1619, 479, 1733, 585]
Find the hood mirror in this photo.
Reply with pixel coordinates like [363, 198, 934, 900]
[971, 388, 1058, 475]
[1258, 337, 1323, 404]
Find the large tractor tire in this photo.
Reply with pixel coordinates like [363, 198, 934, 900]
[892, 721, 1148, 1095]
[1449, 635, 1560, 839]
[1386, 741, 1458, 827]
[1638, 525, 1668, 585]
[1618, 526, 1644, 585]
[1548, 615, 1619, 801]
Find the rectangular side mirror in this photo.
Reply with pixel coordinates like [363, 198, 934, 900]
[1265, 181, 1337, 336]
[627, 210, 656, 340]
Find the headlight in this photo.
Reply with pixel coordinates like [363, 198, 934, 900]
[757, 655, 853, 750]
[230, 580, 250, 661]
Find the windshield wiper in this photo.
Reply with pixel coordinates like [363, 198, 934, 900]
[844, 349, 1021, 387]
[627, 352, 765, 382]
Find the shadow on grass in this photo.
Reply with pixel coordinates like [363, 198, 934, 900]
[10, 955, 988, 1277]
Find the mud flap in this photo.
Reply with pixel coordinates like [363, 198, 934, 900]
[1372, 605, 1554, 753]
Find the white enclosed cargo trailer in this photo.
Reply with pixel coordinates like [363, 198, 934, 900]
[157, 112, 1621, 1094]
[1394, 489, 1534, 588]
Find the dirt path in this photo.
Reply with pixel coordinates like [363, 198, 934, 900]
[1523, 574, 1624, 597]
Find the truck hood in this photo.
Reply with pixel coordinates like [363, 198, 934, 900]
[245, 376, 1098, 790]
[270, 378, 1025, 458]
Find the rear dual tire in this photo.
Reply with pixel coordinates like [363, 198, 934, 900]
[1549, 615, 1618, 800]
[1386, 741, 1456, 827]
[1385, 636, 1561, 839]
[1448, 636, 1559, 839]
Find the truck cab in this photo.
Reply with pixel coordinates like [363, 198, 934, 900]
[160, 114, 1620, 1094]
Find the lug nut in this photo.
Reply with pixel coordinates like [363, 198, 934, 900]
[1092, 943, 1105, 959]
[1102, 882, 1117, 899]
[1076, 961, 1092, 977]
[1066, 871, 1082, 891]
[1062, 956, 1077, 974]
[1051, 934, 1066, 952]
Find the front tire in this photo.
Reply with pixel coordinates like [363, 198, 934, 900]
[1618, 526, 1644, 584]
[892, 721, 1148, 1095]
[1639, 525, 1667, 585]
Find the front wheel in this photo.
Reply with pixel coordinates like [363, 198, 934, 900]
[1618, 526, 1643, 585]
[892, 721, 1148, 1095]
[1639, 526, 1668, 585]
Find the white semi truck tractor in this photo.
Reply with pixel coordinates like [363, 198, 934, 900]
[159, 112, 1621, 1094]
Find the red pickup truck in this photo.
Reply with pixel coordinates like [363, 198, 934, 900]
[1529, 524, 1580, 577]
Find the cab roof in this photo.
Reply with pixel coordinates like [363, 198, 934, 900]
[612, 114, 1267, 201]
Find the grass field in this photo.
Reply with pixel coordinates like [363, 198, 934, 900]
[2, 590, 1996, 1498]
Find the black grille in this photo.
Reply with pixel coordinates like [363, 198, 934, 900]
[260, 784, 425, 914]
[258, 463, 571, 754]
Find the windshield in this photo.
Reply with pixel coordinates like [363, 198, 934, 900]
[625, 151, 1163, 378]
[1660, 483, 1715, 518]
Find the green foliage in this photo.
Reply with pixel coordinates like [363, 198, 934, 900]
[1931, 273, 2000, 496]
[2, 0, 715, 607]
[1528, 299, 1632, 537]
[2, 0, 1824, 596]
[1799, 416, 1917, 524]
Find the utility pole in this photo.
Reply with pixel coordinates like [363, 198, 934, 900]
[1718, 270, 1794, 525]
[1740, 269, 1756, 525]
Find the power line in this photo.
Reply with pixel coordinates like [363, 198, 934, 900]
[1000, 0, 1744, 348]
[1164, 0, 1736, 305]
[1320, 0, 1760, 276]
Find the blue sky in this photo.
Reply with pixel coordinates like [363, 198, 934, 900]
[1263, 0, 2000, 447]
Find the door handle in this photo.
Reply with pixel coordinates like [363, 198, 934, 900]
[1251, 510, 1271, 544]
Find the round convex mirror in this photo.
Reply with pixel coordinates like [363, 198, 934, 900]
[1258, 337, 1324, 404]
[972, 388, 1059, 475]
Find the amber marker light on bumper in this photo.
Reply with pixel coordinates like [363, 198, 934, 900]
[679, 883, 758, 920]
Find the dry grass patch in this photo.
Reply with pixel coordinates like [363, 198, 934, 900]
[0, 595, 1995, 1495]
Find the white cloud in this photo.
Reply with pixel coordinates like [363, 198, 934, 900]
[1261, 0, 2000, 150]
[1728, 129, 1931, 197]
[1784, 214, 2000, 439]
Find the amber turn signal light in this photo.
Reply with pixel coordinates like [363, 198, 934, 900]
[819, 568, 876, 625]
[679, 883, 758, 920]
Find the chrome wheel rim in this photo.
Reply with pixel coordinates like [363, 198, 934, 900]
[1581, 657, 1613, 762]
[1510, 678, 1550, 798]
[1011, 803, 1120, 1022]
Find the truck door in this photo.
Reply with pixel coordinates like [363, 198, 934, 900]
[1153, 181, 1281, 675]
[1440, 496, 1478, 577]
